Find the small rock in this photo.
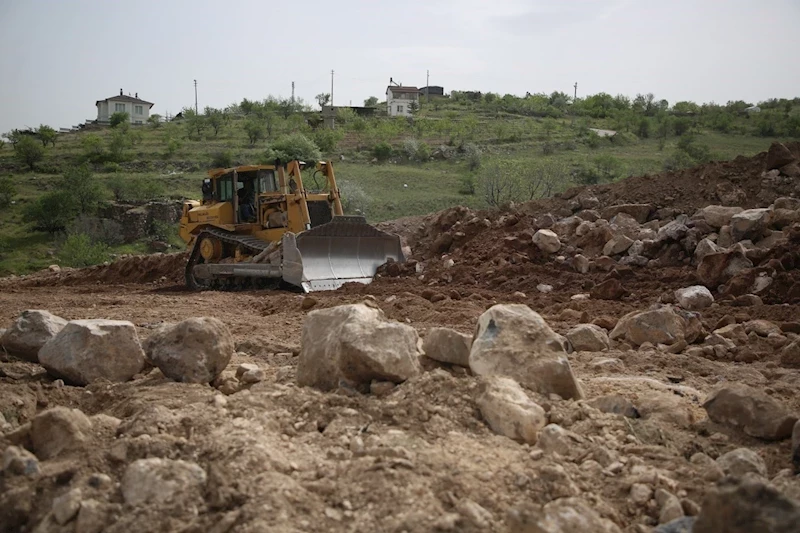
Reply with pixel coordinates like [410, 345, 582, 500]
[674, 285, 714, 310]
[730, 208, 771, 242]
[603, 234, 634, 256]
[630, 483, 653, 505]
[369, 380, 396, 397]
[697, 247, 754, 287]
[52, 488, 82, 525]
[48, 264, 62, 273]
[477, 376, 547, 444]
[75, 499, 106, 533]
[142, 317, 234, 384]
[469, 304, 583, 400]
[422, 327, 472, 367]
[507, 497, 622, 533]
[589, 394, 639, 418]
[235, 363, 259, 378]
[536, 283, 553, 293]
[693, 205, 744, 229]
[0, 310, 68, 363]
[532, 229, 561, 253]
[571, 254, 590, 274]
[31, 407, 93, 460]
[39, 319, 146, 386]
[121, 458, 207, 506]
[301, 297, 318, 310]
[2, 445, 40, 477]
[609, 306, 686, 346]
[702, 383, 798, 440]
[590, 278, 627, 300]
[456, 498, 493, 528]
[601, 204, 652, 224]
[780, 341, 800, 368]
[716, 447, 768, 478]
[537, 424, 579, 454]
[240, 368, 266, 384]
[694, 238, 723, 263]
[566, 324, 610, 352]
[658, 491, 685, 525]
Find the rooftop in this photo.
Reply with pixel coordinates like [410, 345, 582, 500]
[96, 89, 154, 108]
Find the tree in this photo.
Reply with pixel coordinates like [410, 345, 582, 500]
[81, 134, 106, 162]
[23, 191, 78, 233]
[14, 136, 45, 170]
[265, 133, 322, 163]
[61, 164, 104, 214]
[0, 176, 17, 207]
[182, 108, 206, 137]
[364, 96, 379, 107]
[240, 98, 256, 115]
[37, 125, 57, 147]
[107, 129, 132, 162]
[480, 162, 522, 207]
[147, 114, 162, 128]
[205, 107, 226, 136]
[637, 117, 651, 138]
[408, 101, 419, 114]
[3, 129, 23, 147]
[244, 120, 265, 145]
[316, 93, 331, 108]
[110, 111, 130, 127]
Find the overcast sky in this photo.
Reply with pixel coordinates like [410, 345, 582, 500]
[1, 0, 798, 133]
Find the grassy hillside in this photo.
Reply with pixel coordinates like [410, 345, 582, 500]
[0, 92, 798, 275]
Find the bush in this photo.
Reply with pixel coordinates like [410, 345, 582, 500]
[103, 162, 121, 173]
[541, 141, 556, 155]
[402, 138, 419, 159]
[24, 191, 78, 233]
[337, 179, 370, 215]
[0, 176, 16, 207]
[67, 215, 124, 246]
[110, 112, 130, 127]
[585, 131, 602, 148]
[415, 142, 431, 162]
[264, 133, 322, 164]
[106, 175, 165, 203]
[37, 125, 57, 147]
[107, 129, 132, 162]
[312, 129, 344, 153]
[62, 164, 104, 215]
[372, 141, 393, 161]
[458, 174, 476, 195]
[244, 120, 265, 145]
[210, 149, 234, 169]
[673, 117, 692, 136]
[637, 117, 651, 139]
[576, 155, 624, 185]
[58, 233, 109, 267]
[163, 136, 181, 158]
[14, 136, 45, 170]
[81, 134, 107, 163]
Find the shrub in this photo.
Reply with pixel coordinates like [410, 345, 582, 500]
[67, 215, 124, 246]
[464, 143, 482, 171]
[81, 134, 107, 163]
[402, 138, 419, 159]
[265, 133, 322, 163]
[415, 142, 431, 162]
[107, 129, 132, 162]
[37, 125, 57, 147]
[106, 175, 165, 203]
[372, 141, 393, 161]
[673, 117, 692, 136]
[0, 176, 16, 207]
[541, 141, 556, 155]
[585, 131, 602, 149]
[163, 136, 181, 158]
[244, 120, 265, 145]
[312, 129, 344, 153]
[14, 136, 45, 170]
[24, 191, 79, 233]
[458, 174, 476, 195]
[337, 179, 370, 215]
[210, 149, 234, 169]
[637, 117, 651, 138]
[58, 233, 109, 267]
[103, 162, 121, 173]
[110, 112, 130, 128]
[147, 115, 162, 128]
[62, 164, 104, 215]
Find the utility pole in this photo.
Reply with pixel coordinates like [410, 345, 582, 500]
[194, 79, 198, 114]
[573, 82, 577, 102]
[426, 70, 430, 104]
[330, 70, 334, 107]
[291, 81, 295, 104]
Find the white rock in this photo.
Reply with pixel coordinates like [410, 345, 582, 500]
[469, 304, 583, 400]
[477, 376, 547, 444]
[603, 234, 634, 256]
[609, 306, 687, 346]
[297, 304, 421, 390]
[695, 238, 723, 263]
[235, 363, 259, 378]
[31, 407, 93, 460]
[536, 284, 553, 293]
[674, 285, 714, 311]
[508, 497, 622, 533]
[716, 448, 768, 478]
[38, 319, 146, 386]
[566, 324, 610, 352]
[630, 483, 653, 505]
[571, 254, 590, 274]
[240, 367, 266, 383]
[423, 327, 472, 367]
[0, 310, 67, 363]
[532, 229, 561, 254]
[730, 208, 771, 242]
[143, 317, 233, 384]
[694, 205, 744, 229]
[52, 488, 82, 525]
[121, 458, 207, 506]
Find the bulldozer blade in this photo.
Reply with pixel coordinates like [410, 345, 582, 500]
[282, 216, 404, 292]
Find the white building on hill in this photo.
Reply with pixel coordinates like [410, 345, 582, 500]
[96, 89, 154, 124]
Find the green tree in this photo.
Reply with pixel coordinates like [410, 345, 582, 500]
[316, 93, 331, 108]
[62, 164, 104, 214]
[240, 98, 256, 115]
[107, 129, 132, 162]
[14, 136, 45, 170]
[24, 191, 78, 233]
[205, 107, 226, 136]
[244, 120, 265, 145]
[313, 129, 344, 152]
[110, 111, 130, 127]
[637, 117, 651, 138]
[147, 114, 162, 128]
[265, 133, 322, 163]
[673, 117, 692, 136]
[3, 129, 23, 147]
[182, 108, 206, 138]
[58, 233, 109, 267]
[0, 176, 17, 207]
[364, 96, 379, 107]
[37, 125, 57, 147]
[81, 134, 107, 162]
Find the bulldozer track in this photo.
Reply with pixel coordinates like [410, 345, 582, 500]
[185, 228, 283, 292]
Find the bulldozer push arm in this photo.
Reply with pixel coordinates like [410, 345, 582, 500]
[180, 160, 404, 292]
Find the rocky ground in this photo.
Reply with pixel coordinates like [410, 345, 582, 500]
[2, 142, 800, 532]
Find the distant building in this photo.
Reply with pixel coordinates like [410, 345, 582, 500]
[386, 81, 420, 117]
[96, 89, 154, 124]
[744, 105, 761, 114]
[321, 105, 377, 129]
[419, 86, 444, 97]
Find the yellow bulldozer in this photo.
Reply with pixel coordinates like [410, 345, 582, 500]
[178, 160, 404, 292]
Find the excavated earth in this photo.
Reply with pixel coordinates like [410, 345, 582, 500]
[2, 142, 800, 532]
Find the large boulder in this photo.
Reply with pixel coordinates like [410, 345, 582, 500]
[38, 320, 146, 386]
[702, 383, 798, 440]
[694, 238, 723, 263]
[121, 458, 207, 506]
[693, 477, 800, 533]
[765, 142, 796, 170]
[469, 304, 583, 400]
[30, 407, 93, 460]
[532, 229, 561, 253]
[422, 327, 472, 367]
[0, 310, 67, 363]
[674, 285, 714, 311]
[716, 448, 768, 478]
[697, 247, 754, 288]
[508, 497, 622, 533]
[297, 304, 421, 390]
[601, 204, 653, 224]
[609, 306, 686, 346]
[142, 317, 234, 383]
[730, 209, 772, 242]
[693, 205, 744, 229]
[476, 376, 547, 444]
[602, 234, 634, 256]
[566, 324, 610, 352]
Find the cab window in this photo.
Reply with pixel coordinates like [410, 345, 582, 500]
[217, 173, 233, 201]
[257, 170, 278, 193]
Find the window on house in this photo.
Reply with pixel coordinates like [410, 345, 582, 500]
[397, 105, 404, 113]
[134, 105, 143, 115]
[134, 120, 143, 125]
[114, 103, 126, 112]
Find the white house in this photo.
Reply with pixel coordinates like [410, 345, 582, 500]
[96, 89, 154, 124]
[386, 84, 420, 117]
